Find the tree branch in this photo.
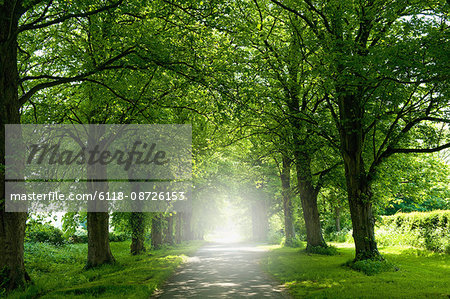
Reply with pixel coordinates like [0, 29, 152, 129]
[389, 143, 450, 154]
[269, 0, 321, 37]
[18, 47, 135, 105]
[19, 0, 123, 32]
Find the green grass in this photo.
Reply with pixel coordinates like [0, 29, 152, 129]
[261, 242, 450, 298]
[6, 240, 203, 299]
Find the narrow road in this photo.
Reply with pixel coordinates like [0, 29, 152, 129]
[153, 242, 289, 298]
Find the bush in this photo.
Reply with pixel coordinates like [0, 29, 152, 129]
[67, 231, 130, 243]
[377, 210, 450, 253]
[26, 219, 65, 246]
[69, 231, 88, 244]
[325, 228, 353, 243]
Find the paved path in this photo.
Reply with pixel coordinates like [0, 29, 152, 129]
[153, 243, 289, 298]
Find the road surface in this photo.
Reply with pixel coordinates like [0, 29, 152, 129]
[153, 242, 289, 298]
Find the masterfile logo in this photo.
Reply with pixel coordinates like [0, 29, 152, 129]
[5, 124, 192, 212]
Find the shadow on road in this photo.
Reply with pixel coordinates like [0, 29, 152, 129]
[153, 242, 290, 298]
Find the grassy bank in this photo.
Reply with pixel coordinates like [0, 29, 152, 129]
[261, 243, 450, 298]
[6, 241, 203, 299]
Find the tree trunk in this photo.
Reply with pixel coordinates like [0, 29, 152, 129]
[130, 212, 146, 255]
[338, 92, 380, 260]
[151, 213, 163, 249]
[164, 214, 174, 245]
[85, 127, 115, 268]
[86, 212, 114, 268]
[175, 213, 182, 244]
[251, 200, 268, 242]
[348, 195, 379, 260]
[335, 207, 341, 232]
[0, 1, 31, 290]
[295, 152, 327, 250]
[182, 212, 192, 241]
[280, 156, 295, 246]
[128, 168, 145, 255]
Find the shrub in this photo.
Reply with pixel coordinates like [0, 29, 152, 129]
[325, 228, 353, 243]
[377, 210, 450, 253]
[26, 219, 65, 246]
[67, 231, 130, 243]
[109, 232, 129, 242]
[69, 231, 88, 244]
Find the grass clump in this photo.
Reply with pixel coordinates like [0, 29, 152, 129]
[345, 258, 398, 276]
[305, 245, 338, 256]
[282, 236, 305, 248]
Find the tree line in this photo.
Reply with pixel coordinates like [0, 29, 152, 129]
[1, 0, 449, 291]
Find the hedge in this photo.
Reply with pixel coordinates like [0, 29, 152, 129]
[377, 210, 450, 253]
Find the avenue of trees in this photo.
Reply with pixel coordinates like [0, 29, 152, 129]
[1, 0, 449, 292]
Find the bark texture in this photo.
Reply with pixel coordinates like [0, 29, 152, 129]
[0, 1, 30, 290]
[164, 214, 174, 245]
[130, 212, 146, 255]
[338, 92, 380, 260]
[151, 213, 163, 248]
[85, 127, 115, 268]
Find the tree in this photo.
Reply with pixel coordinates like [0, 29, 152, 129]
[270, 0, 449, 260]
[0, 0, 143, 288]
[151, 213, 163, 249]
[279, 155, 295, 245]
[211, 1, 344, 249]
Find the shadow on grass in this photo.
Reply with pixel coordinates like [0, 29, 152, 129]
[261, 242, 450, 298]
[6, 241, 204, 299]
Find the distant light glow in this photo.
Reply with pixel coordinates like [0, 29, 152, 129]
[206, 227, 243, 243]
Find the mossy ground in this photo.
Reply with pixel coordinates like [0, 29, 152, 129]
[5, 241, 203, 298]
[261, 242, 450, 298]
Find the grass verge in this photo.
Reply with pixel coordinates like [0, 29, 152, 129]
[5, 240, 203, 299]
[261, 242, 450, 298]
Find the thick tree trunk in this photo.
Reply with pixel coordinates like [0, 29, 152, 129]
[151, 213, 163, 248]
[164, 214, 174, 245]
[338, 92, 380, 260]
[130, 212, 146, 255]
[86, 212, 114, 268]
[0, 1, 31, 290]
[175, 212, 182, 244]
[85, 127, 115, 268]
[348, 194, 379, 260]
[295, 152, 327, 250]
[280, 156, 295, 246]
